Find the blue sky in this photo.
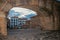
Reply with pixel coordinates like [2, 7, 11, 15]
[8, 7, 37, 20]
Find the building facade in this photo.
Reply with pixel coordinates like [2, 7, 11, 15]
[9, 16, 27, 29]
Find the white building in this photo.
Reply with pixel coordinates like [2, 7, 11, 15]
[9, 16, 27, 29]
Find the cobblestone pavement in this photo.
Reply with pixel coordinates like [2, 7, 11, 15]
[1, 29, 60, 40]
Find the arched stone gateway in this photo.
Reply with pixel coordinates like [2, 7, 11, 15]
[0, 0, 59, 33]
[7, 7, 37, 29]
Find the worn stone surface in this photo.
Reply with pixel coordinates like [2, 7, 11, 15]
[0, 11, 7, 36]
[1, 29, 60, 40]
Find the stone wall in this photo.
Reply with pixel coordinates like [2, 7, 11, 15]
[0, 0, 59, 30]
[0, 11, 7, 37]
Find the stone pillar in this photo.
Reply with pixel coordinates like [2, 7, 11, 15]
[0, 11, 7, 36]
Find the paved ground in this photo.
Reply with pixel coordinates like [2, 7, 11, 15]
[0, 29, 60, 40]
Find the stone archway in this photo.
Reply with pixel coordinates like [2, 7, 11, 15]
[7, 7, 37, 29]
[0, 0, 59, 31]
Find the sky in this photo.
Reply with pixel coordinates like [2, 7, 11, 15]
[57, 0, 60, 1]
[7, 7, 37, 20]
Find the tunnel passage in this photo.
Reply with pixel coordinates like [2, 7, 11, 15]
[0, 0, 59, 30]
[7, 7, 37, 29]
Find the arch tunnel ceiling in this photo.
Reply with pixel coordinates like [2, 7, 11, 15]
[7, 7, 37, 20]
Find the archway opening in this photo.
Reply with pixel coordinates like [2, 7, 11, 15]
[7, 7, 37, 29]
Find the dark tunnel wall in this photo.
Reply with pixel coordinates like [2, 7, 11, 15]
[0, 0, 60, 30]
